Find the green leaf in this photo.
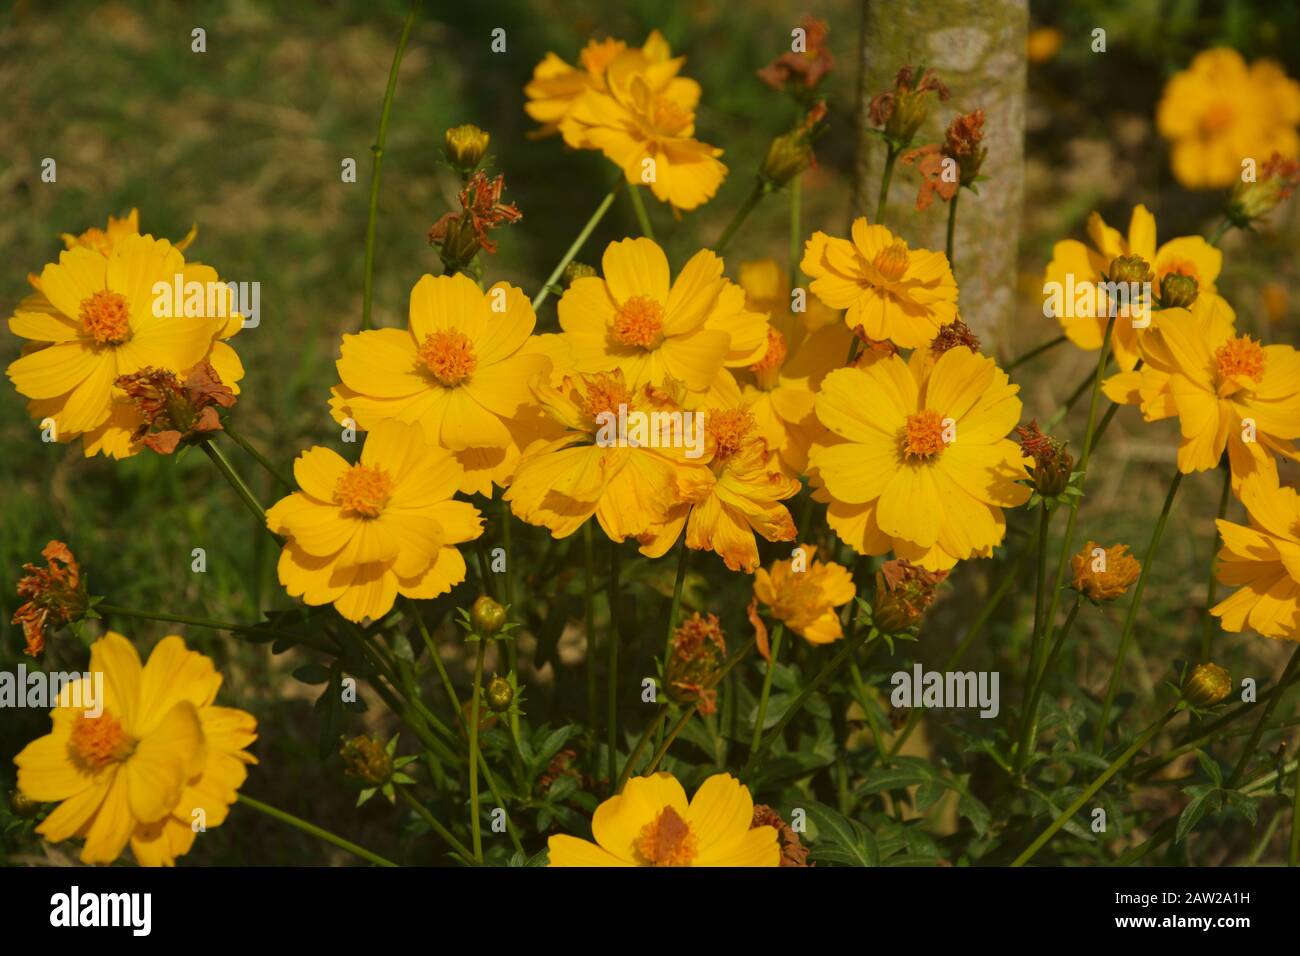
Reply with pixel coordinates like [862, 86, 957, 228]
[806, 802, 878, 867]
[293, 664, 332, 685]
[1176, 785, 1221, 843]
[1194, 749, 1223, 788]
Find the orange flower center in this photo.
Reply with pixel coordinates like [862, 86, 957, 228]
[1215, 335, 1266, 383]
[612, 296, 666, 349]
[579, 38, 624, 78]
[872, 240, 910, 283]
[706, 408, 756, 463]
[1158, 258, 1199, 282]
[78, 289, 132, 345]
[749, 328, 789, 374]
[579, 373, 635, 425]
[1200, 102, 1235, 135]
[333, 464, 394, 518]
[418, 330, 478, 386]
[903, 409, 947, 459]
[648, 95, 692, 135]
[635, 805, 698, 866]
[69, 713, 135, 772]
[74, 227, 114, 257]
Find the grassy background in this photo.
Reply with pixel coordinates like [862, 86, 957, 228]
[1, 0, 1297, 864]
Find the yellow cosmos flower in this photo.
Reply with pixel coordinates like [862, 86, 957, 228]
[1211, 470, 1300, 640]
[801, 217, 958, 349]
[753, 544, 856, 645]
[329, 273, 553, 496]
[1109, 303, 1300, 481]
[266, 420, 483, 623]
[59, 208, 197, 258]
[1157, 48, 1300, 190]
[640, 378, 799, 573]
[505, 369, 711, 542]
[547, 771, 779, 866]
[558, 238, 768, 407]
[524, 30, 676, 137]
[7, 234, 243, 459]
[810, 347, 1031, 571]
[1043, 204, 1222, 372]
[15, 632, 257, 866]
[735, 259, 850, 477]
[559, 45, 726, 211]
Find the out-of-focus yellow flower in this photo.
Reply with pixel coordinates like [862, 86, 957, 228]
[753, 543, 855, 645]
[7, 234, 244, 459]
[558, 238, 768, 408]
[329, 272, 554, 496]
[810, 347, 1031, 571]
[1027, 27, 1063, 64]
[802, 218, 957, 350]
[1043, 204, 1222, 372]
[734, 259, 849, 477]
[547, 771, 778, 866]
[1071, 541, 1141, 602]
[524, 31, 674, 137]
[535, 35, 726, 211]
[15, 632, 257, 866]
[1212, 469, 1300, 641]
[266, 420, 483, 623]
[1106, 301, 1300, 483]
[1157, 48, 1300, 190]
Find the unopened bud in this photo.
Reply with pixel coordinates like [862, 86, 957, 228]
[1107, 254, 1154, 287]
[471, 595, 507, 637]
[1159, 272, 1198, 310]
[485, 675, 514, 712]
[1182, 663, 1231, 708]
[562, 261, 598, 286]
[445, 124, 490, 174]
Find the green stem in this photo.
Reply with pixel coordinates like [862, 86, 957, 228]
[616, 704, 668, 792]
[360, 1, 419, 331]
[467, 639, 486, 863]
[499, 501, 520, 747]
[531, 185, 619, 311]
[1095, 469, 1184, 747]
[874, 145, 900, 224]
[646, 643, 753, 774]
[626, 181, 655, 239]
[889, 552, 1026, 757]
[1038, 314, 1115, 695]
[222, 424, 293, 489]
[662, 537, 691, 663]
[1004, 334, 1067, 374]
[1290, 749, 1300, 867]
[756, 627, 875, 767]
[406, 598, 462, 726]
[1226, 643, 1300, 788]
[1201, 465, 1231, 661]
[200, 439, 277, 539]
[789, 174, 802, 289]
[1016, 596, 1082, 775]
[1011, 708, 1177, 866]
[1014, 507, 1053, 776]
[744, 624, 785, 779]
[714, 182, 768, 255]
[582, 522, 599, 753]
[1207, 217, 1232, 247]
[238, 794, 397, 867]
[606, 541, 623, 785]
[945, 189, 960, 266]
[396, 787, 475, 864]
[93, 603, 315, 646]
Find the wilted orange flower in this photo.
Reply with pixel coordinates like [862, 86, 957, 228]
[869, 66, 949, 145]
[873, 559, 948, 633]
[1016, 419, 1074, 498]
[752, 543, 855, 647]
[752, 804, 810, 867]
[757, 15, 833, 94]
[13, 541, 88, 657]
[429, 171, 522, 265]
[665, 612, 727, 714]
[1071, 541, 1141, 602]
[900, 143, 958, 211]
[116, 360, 235, 455]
